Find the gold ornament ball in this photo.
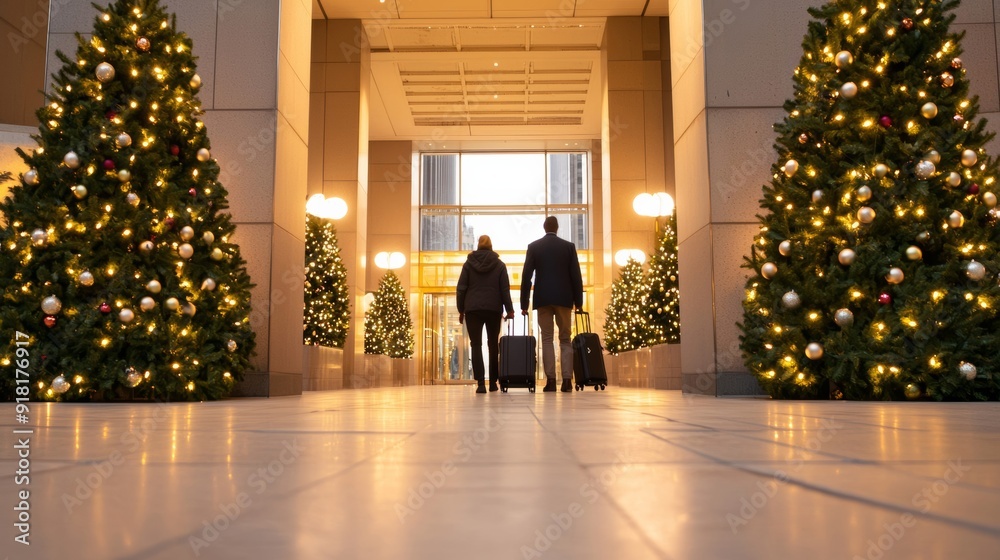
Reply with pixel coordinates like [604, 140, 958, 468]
[921, 102, 938, 119]
[940, 72, 955, 88]
[41, 295, 63, 315]
[834, 308, 854, 328]
[190, 73, 202, 89]
[140, 297, 156, 311]
[201, 278, 217, 291]
[835, 50, 854, 68]
[125, 368, 143, 388]
[182, 302, 197, 317]
[136, 36, 151, 52]
[885, 267, 905, 284]
[165, 297, 180, 311]
[211, 248, 225, 261]
[874, 164, 889, 178]
[178, 243, 194, 259]
[119, 308, 135, 324]
[840, 82, 858, 99]
[95, 62, 116, 83]
[961, 149, 978, 167]
[838, 248, 857, 265]
[904, 384, 921, 399]
[24, 168, 40, 185]
[856, 186, 872, 202]
[147, 279, 162, 293]
[72, 185, 88, 199]
[203, 231, 216, 245]
[760, 262, 778, 279]
[180, 226, 195, 241]
[778, 240, 792, 256]
[140, 240, 154, 253]
[966, 261, 986, 281]
[805, 342, 824, 360]
[783, 159, 799, 177]
[63, 151, 80, 169]
[79, 271, 95, 286]
[959, 362, 977, 380]
[857, 206, 876, 224]
[949, 210, 965, 228]
[52, 375, 71, 394]
[946, 172, 962, 188]
[983, 192, 998, 208]
[118, 169, 131, 183]
[116, 133, 132, 148]
[906, 246, 923, 261]
[925, 150, 941, 165]
[197, 148, 211, 162]
[916, 231, 931, 243]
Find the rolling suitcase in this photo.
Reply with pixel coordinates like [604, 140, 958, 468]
[572, 311, 607, 391]
[499, 317, 537, 393]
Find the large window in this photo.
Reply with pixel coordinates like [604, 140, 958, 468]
[419, 152, 589, 252]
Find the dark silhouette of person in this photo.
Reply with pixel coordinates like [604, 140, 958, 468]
[457, 235, 515, 393]
[520, 216, 583, 392]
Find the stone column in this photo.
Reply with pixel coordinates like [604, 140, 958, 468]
[46, 0, 312, 396]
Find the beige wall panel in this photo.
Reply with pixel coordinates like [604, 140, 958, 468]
[642, 16, 661, 54]
[608, 61, 645, 91]
[278, 55, 311, 145]
[671, 48, 705, 143]
[215, 0, 278, 109]
[310, 62, 326, 94]
[324, 92, 361, 181]
[643, 60, 663, 91]
[312, 20, 327, 63]
[673, 110, 710, 242]
[322, 180, 362, 233]
[677, 224, 716, 376]
[280, 0, 312, 85]
[308, 92, 325, 195]
[706, 107, 781, 224]
[955, 0, 994, 23]
[273, 115, 308, 243]
[325, 62, 362, 92]
[643, 90, 666, 191]
[956, 23, 1000, 114]
[606, 17, 642, 61]
[230, 224, 274, 373]
[268, 227, 306, 376]
[668, 0, 704, 88]
[608, 90, 646, 181]
[711, 223, 757, 375]
[201, 110, 276, 224]
[609, 180, 650, 233]
[325, 20, 365, 64]
[370, 140, 411, 164]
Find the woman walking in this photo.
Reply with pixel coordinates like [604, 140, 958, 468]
[457, 235, 515, 393]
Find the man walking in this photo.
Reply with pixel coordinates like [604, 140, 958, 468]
[520, 216, 584, 392]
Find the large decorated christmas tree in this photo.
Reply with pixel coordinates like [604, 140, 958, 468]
[741, 0, 1000, 401]
[0, 0, 255, 401]
[364, 271, 413, 358]
[603, 258, 649, 354]
[303, 214, 350, 348]
[646, 215, 680, 345]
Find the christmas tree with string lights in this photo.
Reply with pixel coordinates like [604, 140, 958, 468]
[364, 271, 413, 358]
[646, 215, 680, 345]
[740, 0, 1000, 401]
[303, 214, 350, 348]
[603, 258, 650, 354]
[0, 0, 255, 401]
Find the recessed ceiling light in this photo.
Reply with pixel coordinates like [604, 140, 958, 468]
[494, 94, 498, 99]
[493, 62, 499, 67]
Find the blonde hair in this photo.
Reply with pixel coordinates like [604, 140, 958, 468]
[477, 235, 493, 251]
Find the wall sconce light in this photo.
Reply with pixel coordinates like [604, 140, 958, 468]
[306, 194, 348, 220]
[632, 192, 675, 217]
[614, 249, 646, 267]
[375, 251, 406, 270]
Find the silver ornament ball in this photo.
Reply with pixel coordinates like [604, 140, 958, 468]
[63, 151, 80, 169]
[119, 308, 135, 324]
[118, 169, 131, 183]
[874, 164, 889, 178]
[961, 149, 978, 167]
[116, 133, 132, 148]
[190, 73, 202, 89]
[31, 229, 49, 246]
[140, 240, 154, 253]
[805, 342, 824, 360]
[95, 62, 116, 83]
[127, 192, 140, 206]
[761, 262, 778, 279]
[203, 231, 216, 245]
[835, 50, 854, 68]
[178, 243, 194, 259]
[926, 150, 941, 165]
[226, 340, 238, 353]
[201, 278, 217, 291]
[886, 267, 905, 284]
[781, 291, 801, 309]
[983, 192, 998, 208]
[856, 186, 872, 202]
[23, 168, 39, 185]
[72, 185, 88, 199]
[949, 210, 965, 228]
[783, 159, 799, 178]
[967, 261, 987, 281]
[180, 226, 195, 241]
[197, 148, 211, 162]
[41, 295, 62, 315]
[78, 271, 95, 287]
[211, 248, 225, 261]
[51, 375, 71, 394]
[147, 279, 162, 294]
[959, 362, 977, 381]
[811, 190, 824, 203]
[182, 302, 197, 317]
[838, 248, 857, 266]
[916, 231, 931, 243]
[125, 368, 143, 388]
[140, 297, 156, 311]
[915, 160, 936, 179]
[778, 240, 792, 257]
[858, 206, 876, 224]
[840, 82, 858, 99]
[946, 172, 962, 188]
[834, 308, 854, 328]
[165, 297, 180, 311]
[904, 384, 921, 399]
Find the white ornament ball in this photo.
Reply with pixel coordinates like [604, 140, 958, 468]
[64, 151, 81, 169]
[840, 82, 858, 99]
[72, 185, 88, 199]
[140, 297, 156, 311]
[886, 267, 905, 284]
[948, 210, 965, 228]
[915, 160, 936, 179]
[182, 302, 197, 317]
[95, 62, 116, 83]
[41, 295, 63, 315]
[834, 308, 854, 328]
[178, 243, 194, 259]
[967, 261, 987, 281]
[906, 246, 923, 261]
[858, 207, 876, 224]
[190, 73, 202, 89]
[118, 169, 131, 183]
[961, 149, 978, 167]
[874, 164, 889, 178]
[51, 375, 70, 394]
[197, 148, 211, 162]
[926, 150, 941, 165]
[805, 343, 824, 360]
[946, 172, 962, 188]
[778, 240, 792, 257]
[983, 192, 998, 208]
[125, 368, 143, 388]
[761, 262, 778, 279]
[783, 159, 799, 178]
[165, 298, 180, 311]
[147, 279, 162, 294]
[856, 186, 872, 202]
[921, 102, 939, 119]
[838, 248, 857, 266]
[201, 278, 217, 291]
[24, 168, 39, 185]
[119, 308, 135, 323]
[180, 226, 195, 241]
[31, 229, 49, 246]
[203, 231, 216, 245]
[127, 192, 140, 206]
[811, 190, 824, 203]
[959, 362, 977, 381]
[226, 340, 238, 353]
[79, 271, 95, 287]
[835, 50, 854, 68]
[140, 240, 154, 253]
[211, 248, 225, 261]
[781, 291, 801, 309]
[116, 133, 132, 148]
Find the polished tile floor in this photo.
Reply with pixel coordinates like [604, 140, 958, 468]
[2, 387, 1000, 559]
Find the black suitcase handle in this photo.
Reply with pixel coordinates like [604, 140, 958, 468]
[507, 315, 530, 337]
[575, 310, 592, 335]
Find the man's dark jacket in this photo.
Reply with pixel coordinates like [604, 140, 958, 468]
[520, 233, 583, 311]
[456, 250, 514, 314]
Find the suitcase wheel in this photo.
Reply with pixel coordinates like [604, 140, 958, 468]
[594, 385, 599, 391]
[600, 384, 606, 391]
[529, 387, 535, 393]
[575, 384, 583, 391]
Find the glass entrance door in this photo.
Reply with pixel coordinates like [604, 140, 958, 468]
[423, 294, 472, 384]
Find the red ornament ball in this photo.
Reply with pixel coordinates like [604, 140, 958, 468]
[106, 110, 118, 120]
[878, 115, 893, 128]
[170, 145, 181, 156]
[163, 217, 176, 230]
[44, 315, 57, 328]
[901, 18, 914, 31]
[103, 159, 116, 170]
[189, 188, 197, 197]
[100, 302, 112, 314]
[136, 36, 151, 52]
[878, 293, 893, 306]
[969, 183, 981, 195]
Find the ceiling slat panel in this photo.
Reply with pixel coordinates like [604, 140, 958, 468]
[395, 0, 490, 18]
[574, 0, 647, 17]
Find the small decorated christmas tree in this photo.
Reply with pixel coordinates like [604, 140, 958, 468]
[603, 258, 650, 354]
[646, 215, 680, 345]
[303, 214, 350, 348]
[364, 271, 414, 358]
[740, 0, 1000, 401]
[0, 0, 255, 401]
